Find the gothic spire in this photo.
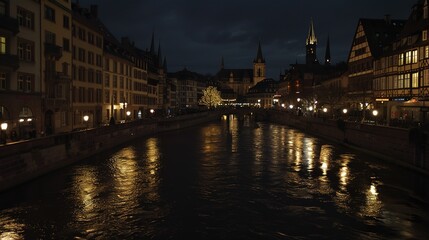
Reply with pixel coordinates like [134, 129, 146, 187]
[254, 41, 265, 63]
[306, 18, 317, 46]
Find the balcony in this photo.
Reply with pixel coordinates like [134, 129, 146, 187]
[0, 15, 19, 34]
[0, 54, 19, 70]
[44, 43, 63, 60]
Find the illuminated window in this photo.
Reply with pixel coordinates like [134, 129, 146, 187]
[398, 53, 404, 65]
[412, 49, 418, 63]
[412, 72, 419, 88]
[404, 74, 410, 88]
[0, 36, 5, 54]
[405, 51, 412, 64]
[425, 46, 429, 58]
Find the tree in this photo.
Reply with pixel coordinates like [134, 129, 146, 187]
[199, 86, 223, 109]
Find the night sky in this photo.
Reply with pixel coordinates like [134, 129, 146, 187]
[78, 0, 415, 79]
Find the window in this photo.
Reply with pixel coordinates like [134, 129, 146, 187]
[0, 72, 6, 90]
[405, 51, 412, 64]
[18, 39, 35, 62]
[0, 36, 6, 54]
[45, 31, 56, 44]
[412, 49, 418, 63]
[88, 32, 94, 45]
[398, 53, 404, 65]
[17, 73, 34, 92]
[404, 74, 410, 88]
[423, 30, 428, 41]
[88, 51, 94, 65]
[78, 28, 86, 41]
[17, 7, 35, 29]
[412, 72, 419, 88]
[88, 68, 94, 83]
[96, 70, 102, 84]
[63, 15, 69, 29]
[44, 5, 55, 22]
[425, 46, 429, 59]
[104, 73, 110, 87]
[113, 75, 117, 88]
[78, 48, 85, 62]
[63, 38, 70, 51]
[96, 54, 102, 67]
[105, 90, 110, 104]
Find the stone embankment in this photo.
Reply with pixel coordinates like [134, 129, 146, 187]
[267, 110, 429, 176]
[0, 111, 220, 192]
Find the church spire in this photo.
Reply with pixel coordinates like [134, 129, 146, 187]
[306, 18, 318, 65]
[254, 41, 265, 63]
[306, 18, 317, 45]
[325, 35, 331, 65]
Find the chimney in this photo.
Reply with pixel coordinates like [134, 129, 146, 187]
[384, 14, 391, 24]
[90, 5, 98, 18]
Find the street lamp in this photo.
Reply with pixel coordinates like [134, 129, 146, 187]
[343, 108, 348, 114]
[83, 115, 89, 129]
[257, 99, 261, 107]
[323, 107, 328, 113]
[1, 122, 8, 144]
[372, 110, 379, 125]
[126, 111, 131, 121]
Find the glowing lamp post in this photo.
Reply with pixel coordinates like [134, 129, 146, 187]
[342, 108, 348, 114]
[126, 111, 131, 121]
[372, 110, 379, 125]
[83, 115, 89, 129]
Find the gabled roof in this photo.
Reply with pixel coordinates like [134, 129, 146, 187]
[349, 18, 406, 59]
[400, 0, 426, 39]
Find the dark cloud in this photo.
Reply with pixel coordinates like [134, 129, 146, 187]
[78, 0, 415, 78]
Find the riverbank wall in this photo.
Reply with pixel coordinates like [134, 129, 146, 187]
[267, 110, 429, 176]
[0, 111, 220, 192]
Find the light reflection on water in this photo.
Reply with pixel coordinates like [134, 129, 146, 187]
[0, 115, 428, 239]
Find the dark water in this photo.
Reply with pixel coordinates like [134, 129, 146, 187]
[1, 116, 429, 239]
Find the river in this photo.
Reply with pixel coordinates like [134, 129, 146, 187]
[0, 115, 428, 239]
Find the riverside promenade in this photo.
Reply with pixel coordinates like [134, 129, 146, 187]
[266, 109, 429, 176]
[0, 111, 220, 192]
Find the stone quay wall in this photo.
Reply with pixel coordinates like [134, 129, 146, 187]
[267, 110, 429, 176]
[0, 111, 220, 192]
